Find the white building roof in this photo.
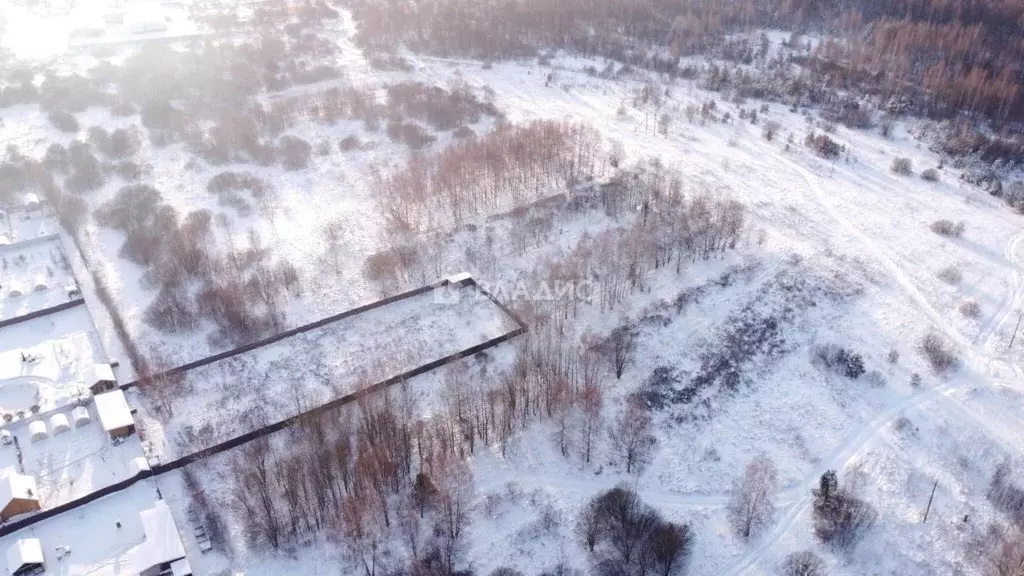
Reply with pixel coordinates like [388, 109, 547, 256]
[22, 193, 39, 207]
[6, 538, 43, 574]
[0, 471, 38, 507]
[128, 457, 150, 475]
[85, 363, 116, 386]
[28, 420, 47, 440]
[71, 405, 91, 426]
[136, 500, 185, 569]
[171, 557, 192, 576]
[94, 390, 133, 431]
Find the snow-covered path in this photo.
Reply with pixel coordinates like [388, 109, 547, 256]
[715, 144, 1024, 575]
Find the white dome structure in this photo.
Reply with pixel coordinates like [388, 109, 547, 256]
[72, 406, 91, 428]
[49, 413, 70, 435]
[28, 420, 47, 442]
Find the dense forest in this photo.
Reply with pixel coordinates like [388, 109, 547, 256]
[344, 0, 1024, 126]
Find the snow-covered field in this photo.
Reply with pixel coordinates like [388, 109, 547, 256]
[0, 8, 1022, 576]
[131, 279, 518, 461]
[0, 306, 105, 416]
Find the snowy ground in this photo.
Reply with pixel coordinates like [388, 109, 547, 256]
[130, 279, 518, 461]
[0, 234, 77, 322]
[0, 17, 1022, 576]
[0, 400, 146, 510]
[0, 306, 106, 415]
[0, 479, 182, 575]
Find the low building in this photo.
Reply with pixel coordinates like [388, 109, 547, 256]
[94, 390, 135, 439]
[85, 364, 117, 395]
[49, 413, 70, 436]
[0, 472, 40, 521]
[129, 500, 191, 576]
[71, 406, 91, 428]
[27, 421, 47, 443]
[5, 538, 43, 576]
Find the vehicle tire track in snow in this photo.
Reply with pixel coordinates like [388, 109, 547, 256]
[718, 147, 1024, 575]
[717, 383, 949, 575]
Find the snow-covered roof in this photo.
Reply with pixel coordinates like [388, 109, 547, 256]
[129, 457, 150, 475]
[446, 272, 473, 285]
[49, 413, 70, 434]
[171, 557, 192, 576]
[22, 194, 39, 207]
[71, 405, 90, 426]
[6, 538, 43, 574]
[135, 500, 185, 570]
[0, 472, 38, 506]
[94, 390, 133, 431]
[28, 420, 47, 441]
[85, 363, 116, 386]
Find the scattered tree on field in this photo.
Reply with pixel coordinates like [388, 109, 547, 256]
[728, 455, 778, 539]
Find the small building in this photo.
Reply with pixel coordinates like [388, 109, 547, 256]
[28, 420, 47, 442]
[94, 390, 134, 439]
[7, 287, 23, 299]
[85, 363, 117, 395]
[31, 279, 46, 292]
[49, 413, 70, 435]
[0, 472, 40, 521]
[71, 405, 91, 428]
[22, 194, 41, 214]
[5, 538, 43, 576]
[132, 500, 190, 575]
[128, 456, 150, 476]
[65, 284, 81, 300]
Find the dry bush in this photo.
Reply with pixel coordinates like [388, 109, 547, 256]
[386, 120, 437, 149]
[919, 332, 958, 374]
[780, 550, 827, 576]
[960, 299, 981, 318]
[278, 135, 312, 170]
[890, 157, 913, 176]
[930, 219, 965, 238]
[921, 167, 940, 182]
[387, 80, 498, 130]
[207, 171, 272, 214]
[937, 264, 963, 284]
[804, 131, 840, 158]
[761, 120, 781, 141]
[339, 134, 362, 151]
[48, 110, 79, 133]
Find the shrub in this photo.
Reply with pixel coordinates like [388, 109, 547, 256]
[386, 121, 437, 149]
[339, 134, 362, 151]
[811, 344, 865, 379]
[48, 110, 80, 133]
[1006, 181, 1024, 213]
[930, 219, 965, 238]
[812, 470, 877, 551]
[937, 265, 962, 284]
[804, 131, 840, 158]
[453, 125, 476, 139]
[761, 120, 781, 141]
[919, 333, 957, 374]
[890, 157, 912, 176]
[95, 184, 163, 231]
[278, 135, 312, 170]
[781, 550, 827, 576]
[887, 348, 899, 364]
[959, 299, 981, 318]
[920, 168, 940, 182]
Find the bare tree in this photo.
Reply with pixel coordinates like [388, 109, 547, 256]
[578, 381, 603, 465]
[728, 455, 778, 539]
[780, 550, 827, 576]
[648, 521, 693, 576]
[609, 398, 656, 474]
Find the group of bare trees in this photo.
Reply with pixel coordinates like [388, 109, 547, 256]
[93, 184, 299, 346]
[576, 486, 694, 575]
[228, 386, 475, 575]
[375, 120, 602, 232]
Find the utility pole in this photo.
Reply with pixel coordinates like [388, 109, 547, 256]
[923, 480, 938, 523]
[1010, 311, 1023, 349]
